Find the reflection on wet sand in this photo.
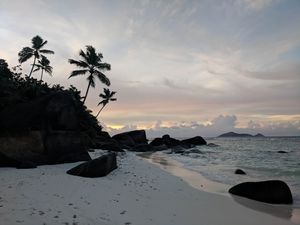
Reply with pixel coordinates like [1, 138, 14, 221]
[139, 152, 300, 224]
[139, 152, 229, 194]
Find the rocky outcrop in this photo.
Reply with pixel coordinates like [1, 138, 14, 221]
[229, 180, 293, 204]
[150, 135, 181, 148]
[93, 135, 124, 152]
[0, 92, 91, 167]
[66, 153, 117, 178]
[130, 144, 154, 152]
[150, 134, 207, 152]
[181, 136, 207, 146]
[112, 130, 147, 148]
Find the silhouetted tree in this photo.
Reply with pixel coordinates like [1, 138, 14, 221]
[34, 56, 53, 81]
[96, 88, 117, 118]
[68, 45, 111, 104]
[18, 35, 54, 77]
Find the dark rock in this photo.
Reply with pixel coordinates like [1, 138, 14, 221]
[16, 161, 37, 169]
[0, 93, 91, 166]
[152, 144, 169, 151]
[0, 152, 20, 167]
[181, 136, 207, 146]
[207, 143, 219, 147]
[171, 146, 186, 154]
[235, 169, 246, 175]
[150, 134, 181, 148]
[277, 151, 288, 153]
[94, 142, 124, 152]
[112, 130, 147, 147]
[130, 144, 154, 152]
[67, 153, 117, 178]
[149, 138, 165, 146]
[185, 149, 203, 154]
[229, 180, 293, 204]
[254, 133, 265, 137]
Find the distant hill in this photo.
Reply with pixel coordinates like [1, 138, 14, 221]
[218, 132, 265, 138]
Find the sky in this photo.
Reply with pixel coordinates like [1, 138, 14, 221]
[0, 0, 300, 137]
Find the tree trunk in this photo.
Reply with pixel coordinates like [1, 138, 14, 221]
[40, 69, 44, 81]
[96, 104, 106, 118]
[82, 80, 92, 104]
[28, 56, 36, 78]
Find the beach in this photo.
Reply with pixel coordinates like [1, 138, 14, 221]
[0, 151, 298, 225]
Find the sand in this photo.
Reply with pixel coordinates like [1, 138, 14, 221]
[0, 151, 298, 225]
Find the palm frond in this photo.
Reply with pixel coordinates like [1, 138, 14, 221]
[79, 49, 88, 62]
[40, 49, 54, 54]
[68, 69, 88, 78]
[94, 70, 110, 86]
[33, 67, 41, 72]
[68, 59, 89, 68]
[18, 47, 34, 63]
[96, 62, 111, 71]
[110, 98, 117, 101]
[97, 99, 108, 106]
[32, 35, 43, 49]
[39, 40, 48, 49]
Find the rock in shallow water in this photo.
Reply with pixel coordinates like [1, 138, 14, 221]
[66, 153, 117, 178]
[235, 169, 246, 175]
[229, 180, 293, 204]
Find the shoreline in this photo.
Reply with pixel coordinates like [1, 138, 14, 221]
[138, 151, 300, 224]
[0, 151, 298, 225]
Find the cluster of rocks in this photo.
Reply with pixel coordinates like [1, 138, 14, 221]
[0, 92, 294, 205]
[97, 131, 208, 153]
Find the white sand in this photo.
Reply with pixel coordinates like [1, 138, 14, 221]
[0, 151, 298, 225]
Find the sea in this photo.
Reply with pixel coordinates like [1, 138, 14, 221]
[162, 136, 300, 206]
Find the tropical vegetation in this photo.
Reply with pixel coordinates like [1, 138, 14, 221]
[96, 88, 117, 118]
[18, 35, 54, 77]
[68, 45, 111, 104]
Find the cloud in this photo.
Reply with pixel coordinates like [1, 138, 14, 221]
[0, 0, 299, 133]
[106, 114, 300, 137]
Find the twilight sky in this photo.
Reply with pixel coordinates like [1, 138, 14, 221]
[0, 0, 300, 137]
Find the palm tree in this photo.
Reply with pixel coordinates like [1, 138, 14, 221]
[96, 88, 117, 118]
[18, 35, 54, 77]
[68, 45, 111, 104]
[33, 56, 53, 81]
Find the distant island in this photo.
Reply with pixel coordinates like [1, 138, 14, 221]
[218, 132, 265, 138]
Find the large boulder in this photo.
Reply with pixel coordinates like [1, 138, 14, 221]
[0, 152, 20, 167]
[112, 130, 147, 147]
[229, 180, 293, 204]
[150, 134, 181, 148]
[0, 92, 91, 166]
[181, 136, 207, 146]
[67, 153, 117, 178]
[93, 135, 124, 152]
[130, 144, 154, 152]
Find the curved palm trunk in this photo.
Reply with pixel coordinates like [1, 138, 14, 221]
[28, 56, 37, 78]
[82, 80, 92, 104]
[40, 69, 44, 81]
[96, 104, 106, 118]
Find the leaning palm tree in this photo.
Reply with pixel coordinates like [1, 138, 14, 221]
[68, 45, 111, 104]
[18, 35, 54, 77]
[33, 56, 53, 81]
[96, 88, 117, 118]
